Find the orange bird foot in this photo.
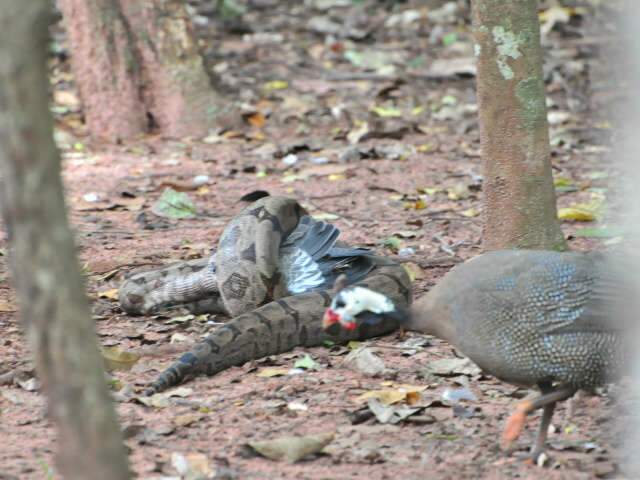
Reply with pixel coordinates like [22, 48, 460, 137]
[501, 400, 533, 450]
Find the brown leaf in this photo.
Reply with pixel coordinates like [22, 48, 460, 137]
[257, 368, 290, 378]
[247, 432, 335, 463]
[0, 300, 17, 312]
[98, 288, 119, 301]
[247, 112, 266, 128]
[173, 413, 202, 427]
[171, 452, 213, 478]
[101, 347, 140, 372]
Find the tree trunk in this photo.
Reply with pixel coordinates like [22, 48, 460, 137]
[0, 2, 130, 479]
[471, 0, 566, 251]
[56, 0, 148, 141]
[57, 0, 222, 141]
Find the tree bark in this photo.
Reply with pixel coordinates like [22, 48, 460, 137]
[472, 0, 566, 251]
[56, 0, 148, 141]
[57, 0, 222, 141]
[0, 2, 130, 479]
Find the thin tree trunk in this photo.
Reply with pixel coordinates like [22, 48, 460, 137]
[57, 0, 222, 141]
[472, 0, 566, 251]
[0, 2, 130, 479]
[119, 0, 221, 137]
[56, 0, 148, 141]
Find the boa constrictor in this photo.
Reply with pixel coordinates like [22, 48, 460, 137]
[118, 196, 412, 394]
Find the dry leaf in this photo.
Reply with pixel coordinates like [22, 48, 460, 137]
[173, 413, 202, 427]
[344, 347, 386, 376]
[257, 368, 290, 378]
[0, 300, 17, 312]
[402, 262, 425, 281]
[136, 394, 171, 408]
[447, 183, 470, 200]
[354, 384, 427, 406]
[263, 80, 289, 91]
[247, 112, 266, 128]
[403, 198, 427, 210]
[247, 432, 334, 463]
[347, 121, 369, 144]
[171, 452, 213, 478]
[557, 207, 595, 222]
[328, 173, 346, 181]
[102, 347, 140, 372]
[167, 387, 194, 398]
[367, 398, 421, 424]
[98, 288, 119, 300]
[427, 357, 481, 376]
[460, 208, 479, 218]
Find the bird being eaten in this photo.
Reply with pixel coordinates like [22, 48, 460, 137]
[323, 249, 628, 459]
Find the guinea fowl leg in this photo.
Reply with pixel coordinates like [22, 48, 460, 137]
[531, 402, 556, 458]
[501, 385, 577, 455]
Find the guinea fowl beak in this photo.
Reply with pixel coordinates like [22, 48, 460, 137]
[322, 309, 339, 330]
[323, 308, 357, 335]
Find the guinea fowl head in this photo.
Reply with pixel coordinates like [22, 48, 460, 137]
[322, 286, 403, 334]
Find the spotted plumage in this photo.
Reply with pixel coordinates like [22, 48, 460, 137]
[324, 249, 627, 457]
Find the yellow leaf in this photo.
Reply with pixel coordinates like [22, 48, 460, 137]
[347, 121, 369, 144]
[460, 208, 479, 218]
[371, 106, 402, 118]
[250, 131, 266, 141]
[263, 80, 289, 91]
[222, 130, 243, 139]
[257, 368, 290, 378]
[54, 90, 80, 108]
[98, 288, 119, 300]
[557, 207, 596, 222]
[328, 173, 346, 181]
[419, 187, 440, 195]
[313, 212, 340, 221]
[553, 176, 574, 187]
[447, 183, 470, 201]
[101, 347, 140, 372]
[347, 341, 361, 350]
[411, 106, 425, 116]
[404, 198, 427, 210]
[416, 143, 432, 153]
[402, 262, 424, 281]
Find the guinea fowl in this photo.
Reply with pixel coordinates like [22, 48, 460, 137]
[323, 249, 626, 457]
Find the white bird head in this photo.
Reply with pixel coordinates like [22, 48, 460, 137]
[322, 286, 398, 332]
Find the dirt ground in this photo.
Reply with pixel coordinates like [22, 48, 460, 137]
[0, 1, 628, 478]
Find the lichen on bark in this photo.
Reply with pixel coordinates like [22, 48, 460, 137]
[472, 0, 566, 251]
